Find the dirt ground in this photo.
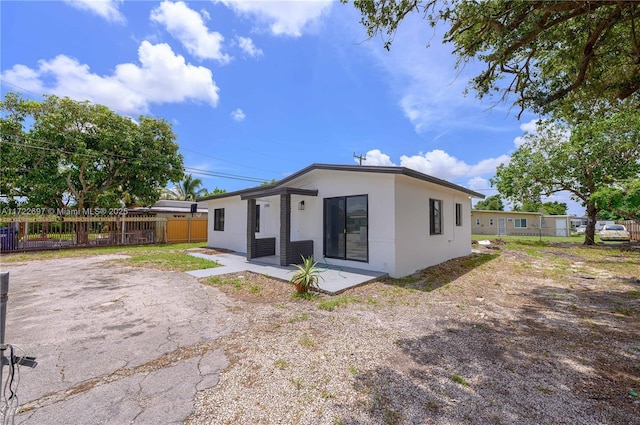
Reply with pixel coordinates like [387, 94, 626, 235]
[2, 241, 638, 424]
[187, 241, 640, 424]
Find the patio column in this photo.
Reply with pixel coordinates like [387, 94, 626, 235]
[246, 198, 256, 260]
[279, 193, 291, 266]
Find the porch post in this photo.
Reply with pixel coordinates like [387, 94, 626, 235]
[246, 198, 257, 260]
[279, 194, 291, 266]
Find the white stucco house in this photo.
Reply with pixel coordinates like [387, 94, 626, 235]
[199, 164, 484, 278]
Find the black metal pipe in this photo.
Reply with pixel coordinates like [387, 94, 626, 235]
[0, 271, 8, 400]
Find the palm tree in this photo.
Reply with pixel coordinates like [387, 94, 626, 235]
[162, 174, 208, 201]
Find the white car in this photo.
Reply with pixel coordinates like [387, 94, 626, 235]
[599, 224, 631, 242]
[575, 225, 587, 234]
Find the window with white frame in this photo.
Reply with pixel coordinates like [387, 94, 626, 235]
[489, 218, 494, 226]
[515, 218, 527, 228]
[475, 218, 481, 226]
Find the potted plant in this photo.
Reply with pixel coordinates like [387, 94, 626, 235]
[289, 255, 323, 294]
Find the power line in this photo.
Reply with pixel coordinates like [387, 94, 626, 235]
[0, 136, 270, 184]
[0, 79, 44, 100]
[1, 82, 282, 178]
[180, 147, 281, 175]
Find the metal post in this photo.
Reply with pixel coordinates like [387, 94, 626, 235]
[0, 272, 9, 401]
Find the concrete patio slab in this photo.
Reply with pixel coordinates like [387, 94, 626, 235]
[186, 252, 387, 295]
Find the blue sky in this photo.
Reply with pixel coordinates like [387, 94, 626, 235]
[0, 0, 584, 215]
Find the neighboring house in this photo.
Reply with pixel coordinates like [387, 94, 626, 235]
[129, 199, 208, 217]
[571, 217, 588, 230]
[471, 210, 573, 237]
[199, 164, 484, 278]
[595, 220, 615, 231]
[129, 200, 208, 243]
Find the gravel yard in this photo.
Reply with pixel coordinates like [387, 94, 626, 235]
[187, 242, 640, 425]
[2, 241, 637, 424]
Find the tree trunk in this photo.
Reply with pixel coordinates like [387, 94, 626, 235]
[584, 203, 597, 245]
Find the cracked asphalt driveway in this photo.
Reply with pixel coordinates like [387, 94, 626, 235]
[2, 255, 236, 425]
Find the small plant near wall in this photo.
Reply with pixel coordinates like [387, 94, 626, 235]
[289, 255, 323, 294]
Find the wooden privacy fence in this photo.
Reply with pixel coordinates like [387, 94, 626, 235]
[166, 217, 207, 243]
[617, 220, 640, 241]
[0, 216, 167, 252]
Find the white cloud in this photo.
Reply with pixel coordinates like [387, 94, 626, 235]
[352, 12, 526, 136]
[399, 150, 467, 181]
[215, 0, 333, 37]
[514, 118, 539, 147]
[359, 149, 394, 166]
[467, 176, 490, 191]
[470, 155, 511, 175]
[1, 41, 220, 115]
[151, 1, 230, 64]
[1, 64, 44, 93]
[237, 36, 263, 58]
[467, 176, 498, 202]
[358, 14, 482, 134]
[64, 0, 124, 23]
[399, 149, 510, 181]
[359, 148, 509, 182]
[231, 108, 246, 121]
[513, 118, 572, 148]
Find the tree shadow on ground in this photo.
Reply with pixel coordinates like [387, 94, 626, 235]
[335, 284, 639, 424]
[383, 252, 500, 293]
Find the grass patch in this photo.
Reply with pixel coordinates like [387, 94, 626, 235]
[318, 295, 359, 311]
[389, 276, 421, 285]
[396, 253, 498, 292]
[299, 335, 315, 347]
[126, 250, 219, 271]
[472, 234, 584, 244]
[450, 374, 470, 387]
[536, 386, 554, 395]
[365, 297, 381, 306]
[627, 290, 640, 299]
[274, 359, 288, 370]
[613, 304, 635, 316]
[292, 292, 319, 301]
[206, 276, 244, 289]
[291, 378, 303, 390]
[1, 242, 215, 272]
[288, 312, 309, 324]
[321, 390, 336, 399]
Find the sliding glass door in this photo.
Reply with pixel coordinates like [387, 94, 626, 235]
[323, 195, 368, 262]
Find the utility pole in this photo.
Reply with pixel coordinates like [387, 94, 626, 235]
[353, 153, 366, 166]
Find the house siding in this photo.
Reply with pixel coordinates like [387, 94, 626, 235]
[471, 211, 541, 236]
[206, 196, 247, 252]
[394, 175, 472, 277]
[288, 169, 396, 275]
[205, 166, 481, 278]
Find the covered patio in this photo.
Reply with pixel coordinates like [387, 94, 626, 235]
[242, 186, 318, 266]
[186, 251, 387, 295]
